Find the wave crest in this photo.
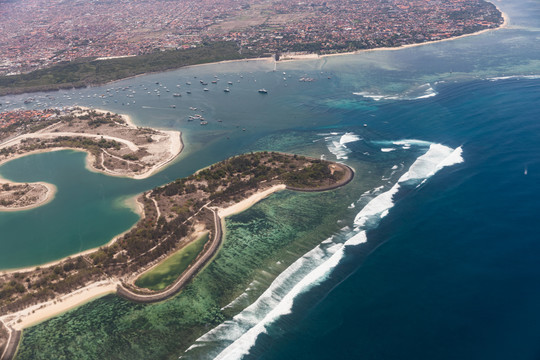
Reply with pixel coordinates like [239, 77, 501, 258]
[183, 141, 464, 360]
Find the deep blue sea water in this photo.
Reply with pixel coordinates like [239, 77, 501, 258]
[249, 79, 540, 360]
[2, 0, 540, 358]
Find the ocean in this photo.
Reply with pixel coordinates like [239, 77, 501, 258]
[2, 0, 540, 358]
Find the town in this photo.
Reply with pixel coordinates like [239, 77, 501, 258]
[0, 0, 503, 75]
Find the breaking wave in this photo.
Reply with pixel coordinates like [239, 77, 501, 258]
[487, 74, 540, 81]
[353, 83, 437, 101]
[182, 141, 463, 360]
[324, 132, 362, 160]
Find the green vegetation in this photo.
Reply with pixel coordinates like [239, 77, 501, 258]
[135, 233, 209, 291]
[15, 188, 356, 360]
[0, 42, 265, 95]
[0, 152, 348, 315]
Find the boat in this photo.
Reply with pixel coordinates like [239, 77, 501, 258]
[258, 89, 268, 94]
[186, 82, 191, 85]
[173, 93, 181, 97]
[186, 91, 192, 94]
[228, 81, 233, 85]
[211, 80, 218, 84]
[169, 105, 176, 108]
[200, 121, 208, 125]
[203, 88, 209, 91]
[224, 88, 230, 93]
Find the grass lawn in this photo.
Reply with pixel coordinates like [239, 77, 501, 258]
[135, 233, 209, 291]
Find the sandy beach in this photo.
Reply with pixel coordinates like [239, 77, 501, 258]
[0, 6, 510, 348]
[0, 107, 183, 185]
[217, 184, 286, 218]
[0, 194, 144, 276]
[279, 8, 509, 62]
[78, 106, 184, 180]
[0, 279, 119, 331]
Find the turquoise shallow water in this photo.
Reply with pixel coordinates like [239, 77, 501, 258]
[3, 0, 540, 358]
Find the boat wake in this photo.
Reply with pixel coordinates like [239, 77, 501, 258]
[181, 141, 463, 360]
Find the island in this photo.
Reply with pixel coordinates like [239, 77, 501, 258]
[0, 149, 353, 359]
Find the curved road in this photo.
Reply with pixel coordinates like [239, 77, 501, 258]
[117, 208, 223, 303]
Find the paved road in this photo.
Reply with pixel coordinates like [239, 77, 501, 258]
[117, 208, 222, 303]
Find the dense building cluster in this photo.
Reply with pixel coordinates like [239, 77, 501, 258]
[0, 109, 59, 130]
[0, 0, 503, 75]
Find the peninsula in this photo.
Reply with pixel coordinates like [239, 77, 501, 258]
[0, 151, 353, 358]
[0, 107, 181, 211]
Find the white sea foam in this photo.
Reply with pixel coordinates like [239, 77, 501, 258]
[353, 83, 437, 101]
[186, 232, 348, 359]
[355, 143, 463, 229]
[317, 132, 340, 136]
[184, 141, 464, 360]
[399, 144, 463, 183]
[324, 132, 361, 160]
[354, 183, 400, 227]
[340, 132, 362, 145]
[344, 230, 367, 246]
[327, 140, 350, 159]
[488, 74, 540, 81]
[373, 139, 431, 153]
[352, 92, 396, 101]
[392, 139, 432, 147]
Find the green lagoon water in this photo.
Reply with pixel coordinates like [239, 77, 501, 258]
[0, 150, 140, 268]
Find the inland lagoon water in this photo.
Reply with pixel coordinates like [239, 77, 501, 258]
[2, 0, 540, 358]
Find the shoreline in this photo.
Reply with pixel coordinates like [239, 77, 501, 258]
[0, 165, 353, 332]
[280, 7, 509, 62]
[0, 7, 508, 98]
[0, 5, 509, 351]
[73, 106, 184, 180]
[106, 13, 509, 80]
[0, 176, 57, 213]
[217, 184, 287, 219]
[0, 108, 183, 182]
[0, 193, 144, 275]
[0, 279, 119, 331]
[1, 185, 286, 329]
